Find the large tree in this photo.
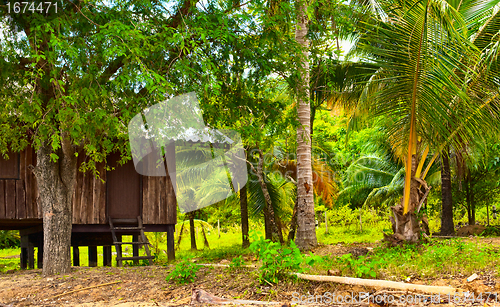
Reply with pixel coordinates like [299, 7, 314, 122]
[0, 0, 253, 275]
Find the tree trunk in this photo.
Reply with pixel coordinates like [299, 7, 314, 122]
[386, 154, 429, 245]
[465, 174, 474, 225]
[201, 227, 210, 249]
[32, 137, 77, 276]
[189, 211, 197, 251]
[240, 184, 250, 248]
[467, 174, 476, 225]
[295, 0, 317, 250]
[263, 206, 273, 241]
[440, 149, 455, 235]
[287, 199, 298, 243]
[470, 188, 476, 226]
[255, 149, 283, 243]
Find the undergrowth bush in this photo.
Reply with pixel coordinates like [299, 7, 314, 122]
[338, 253, 379, 278]
[481, 226, 500, 236]
[249, 232, 322, 284]
[166, 257, 201, 284]
[0, 231, 20, 249]
[331, 239, 500, 280]
[227, 255, 245, 272]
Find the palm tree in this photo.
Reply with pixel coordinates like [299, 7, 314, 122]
[248, 171, 296, 240]
[294, 0, 318, 250]
[354, 0, 499, 243]
[437, 0, 500, 234]
[338, 154, 404, 209]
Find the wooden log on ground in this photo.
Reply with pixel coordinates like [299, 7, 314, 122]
[294, 273, 460, 295]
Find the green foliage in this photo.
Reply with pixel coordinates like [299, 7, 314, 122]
[249, 232, 322, 284]
[227, 255, 245, 272]
[0, 231, 20, 249]
[0, 248, 20, 272]
[326, 204, 358, 226]
[166, 257, 201, 285]
[338, 155, 403, 209]
[338, 253, 378, 278]
[325, 239, 500, 280]
[348, 239, 500, 279]
[249, 235, 302, 284]
[481, 226, 500, 237]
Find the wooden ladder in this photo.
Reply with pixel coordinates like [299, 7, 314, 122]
[109, 216, 154, 267]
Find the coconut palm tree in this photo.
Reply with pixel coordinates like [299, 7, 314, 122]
[437, 0, 500, 234]
[294, 0, 318, 250]
[338, 155, 404, 209]
[248, 171, 296, 240]
[354, 0, 500, 243]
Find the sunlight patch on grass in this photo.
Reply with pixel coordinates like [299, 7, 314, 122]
[316, 220, 389, 245]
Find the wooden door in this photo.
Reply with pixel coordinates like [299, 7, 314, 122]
[107, 153, 142, 219]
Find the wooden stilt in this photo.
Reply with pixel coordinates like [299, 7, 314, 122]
[27, 242, 35, 269]
[20, 247, 28, 269]
[167, 224, 175, 261]
[73, 246, 80, 267]
[103, 246, 112, 267]
[132, 235, 139, 265]
[37, 245, 43, 269]
[88, 246, 98, 267]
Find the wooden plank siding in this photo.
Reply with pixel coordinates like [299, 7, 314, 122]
[0, 181, 5, 218]
[141, 142, 177, 225]
[0, 147, 177, 226]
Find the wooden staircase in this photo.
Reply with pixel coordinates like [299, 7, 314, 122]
[109, 216, 154, 267]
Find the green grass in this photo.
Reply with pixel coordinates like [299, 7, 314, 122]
[316, 219, 390, 245]
[148, 225, 251, 263]
[2, 214, 499, 280]
[324, 238, 500, 280]
[0, 247, 20, 272]
[0, 235, 152, 272]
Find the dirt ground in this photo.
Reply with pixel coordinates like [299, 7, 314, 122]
[1, 240, 500, 306]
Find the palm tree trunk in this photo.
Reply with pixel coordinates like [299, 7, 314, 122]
[240, 184, 250, 248]
[387, 154, 429, 244]
[256, 149, 283, 243]
[440, 148, 455, 235]
[295, 0, 317, 250]
[189, 211, 197, 251]
[466, 174, 472, 225]
[177, 219, 185, 248]
[287, 199, 298, 243]
[263, 206, 273, 241]
[202, 227, 210, 249]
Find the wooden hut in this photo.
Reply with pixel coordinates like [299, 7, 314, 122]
[0, 144, 177, 269]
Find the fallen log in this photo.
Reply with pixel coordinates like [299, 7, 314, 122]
[191, 289, 279, 305]
[196, 263, 258, 268]
[195, 263, 462, 297]
[293, 273, 460, 295]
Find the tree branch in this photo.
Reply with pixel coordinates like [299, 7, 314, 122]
[98, 55, 125, 84]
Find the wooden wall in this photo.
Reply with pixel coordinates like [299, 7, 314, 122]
[0, 146, 38, 219]
[0, 146, 177, 226]
[142, 176, 177, 225]
[72, 154, 107, 224]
